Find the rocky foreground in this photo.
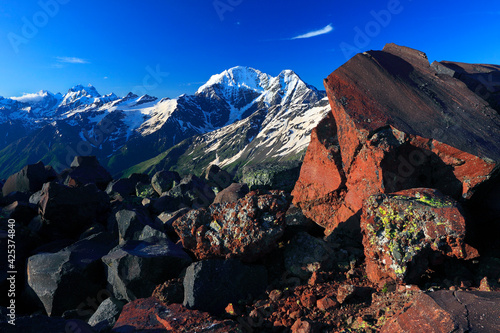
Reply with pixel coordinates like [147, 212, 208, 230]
[1, 44, 500, 332]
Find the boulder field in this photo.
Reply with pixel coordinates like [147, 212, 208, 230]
[1, 44, 500, 332]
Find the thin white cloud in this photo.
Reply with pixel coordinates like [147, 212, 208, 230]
[10, 91, 49, 103]
[56, 56, 90, 64]
[291, 24, 334, 40]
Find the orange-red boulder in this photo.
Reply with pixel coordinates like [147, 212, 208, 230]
[361, 188, 478, 285]
[381, 290, 500, 333]
[113, 297, 240, 332]
[293, 44, 500, 235]
[172, 190, 291, 262]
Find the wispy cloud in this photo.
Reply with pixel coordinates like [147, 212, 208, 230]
[56, 56, 90, 64]
[291, 24, 334, 40]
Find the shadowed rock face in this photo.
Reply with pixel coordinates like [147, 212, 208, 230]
[381, 290, 500, 333]
[293, 43, 500, 235]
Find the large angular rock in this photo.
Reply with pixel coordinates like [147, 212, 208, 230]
[112, 297, 240, 333]
[88, 297, 125, 333]
[166, 174, 215, 208]
[1, 201, 37, 224]
[102, 237, 191, 302]
[113, 208, 164, 244]
[284, 232, 334, 280]
[381, 290, 500, 333]
[64, 156, 113, 190]
[242, 161, 302, 192]
[2, 161, 53, 196]
[293, 44, 500, 235]
[361, 188, 478, 285]
[183, 259, 267, 315]
[204, 164, 233, 191]
[173, 190, 291, 262]
[27, 233, 116, 316]
[38, 182, 110, 236]
[432, 61, 500, 113]
[105, 178, 136, 197]
[151, 170, 180, 195]
[155, 207, 190, 237]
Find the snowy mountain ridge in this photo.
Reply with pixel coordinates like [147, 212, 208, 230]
[0, 66, 329, 178]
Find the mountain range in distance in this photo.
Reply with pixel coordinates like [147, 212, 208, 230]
[0, 66, 331, 179]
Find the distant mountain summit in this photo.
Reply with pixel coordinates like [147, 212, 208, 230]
[0, 67, 329, 178]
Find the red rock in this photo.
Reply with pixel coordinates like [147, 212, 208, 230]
[336, 284, 356, 304]
[300, 293, 317, 309]
[308, 271, 324, 286]
[112, 297, 167, 332]
[156, 303, 240, 332]
[291, 318, 313, 333]
[293, 44, 500, 235]
[316, 296, 339, 311]
[479, 277, 492, 291]
[173, 190, 291, 262]
[225, 303, 241, 316]
[113, 297, 241, 333]
[269, 289, 283, 302]
[361, 188, 478, 285]
[381, 291, 500, 333]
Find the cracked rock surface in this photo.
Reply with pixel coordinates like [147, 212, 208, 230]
[381, 290, 500, 332]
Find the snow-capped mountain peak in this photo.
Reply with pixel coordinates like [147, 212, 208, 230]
[68, 84, 100, 97]
[196, 66, 272, 95]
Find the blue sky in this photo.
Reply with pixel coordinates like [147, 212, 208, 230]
[1, 0, 499, 99]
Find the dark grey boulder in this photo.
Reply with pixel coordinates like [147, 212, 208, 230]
[27, 233, 116, 316]
[64, 156, 113, 190]
[284, 232, 334, 280]
[155, 207, 190, 237]
[151, 194, 184, 215]
[204, 165, 233, 191]
[285, 204, 317, 231]
[102, 237, 191, 302]
[2, 161, 52, 196]
[128, 173, 150, 185]
[151, 170, 180, 195]
[183, 259, 267, 315]
[38, 182, 110, 237]
[0, 191, 30, 207]
[88, 297, 125, 333]
[105, 179, 136, 197]
[113, 209, 165, 244]
[241, 161, 302, 192]
[166, 174, 215, 209]
[1, 201, 37, 225]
